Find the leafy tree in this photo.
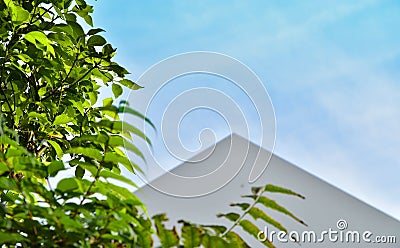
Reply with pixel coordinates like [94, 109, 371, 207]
[0, 0, 305, 247]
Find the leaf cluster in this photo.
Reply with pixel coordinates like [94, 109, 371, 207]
[151, 185, 307, 248]
[0, 0, 149, 246]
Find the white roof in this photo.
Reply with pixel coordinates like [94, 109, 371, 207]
[135, 134, 399, 247]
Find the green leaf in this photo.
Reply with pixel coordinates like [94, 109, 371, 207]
[153, 214, 180, 248]
[118, 79, 143, 90]
[99, 170, 137, 187]
[217, 212, 240, 222]
[72, 161, 98, 176]
[109, 135, 145, 160]
[57, 178, 78, 192]
[83, 15, 93, 27]
[65, 13, 77, 22]
[118, 121, 152, 146]
[74, 134, 109, 144]
[108, 63, 130, 77]
[104, 152, 143, 174]
[53, 114, 74, 126]
[28, 112, 49, 125]
[0, 233, 28, 243]
[232, 203, 287, 233]
[24, 31, 49, 45]
[73, 4, 94, 26]
[55, 209, 84, 230]
[104, 182, 142, 202]
[225, 231, 250, 248]
[0, 177, 18, 190]
[134, 217, 154, 248]
[102, 44, 116, 56]
[92, 68, 113, 83]
[24, 30, 56, 56]
[0, 162, 9, 175]
[0, 135, 21, 148]
[87, 35, 107, 46]
[9, 4, 30, 25]
[75, 166, 85, 179]
[107, 135, 125, 147]
[67, 147, 103, 161]
[24, 31, 55, 57]
[119, 106, 156, 130]
[5, 147, 24, 158]
[66, 20, 85, 39]
[181, 223, 202, 248]
[87, 28, 105, 36]
[239, 220, 274, 248]
[244, 195, 307, 226]
[47, 140, 63, 159]
[96, 120, 152, 146]
[51, 23, 74, 40]
[252, 184, 305, 199]
[38, 87, 47, 97]
[103, 97, 113, 107]
[201, 235, 230, 248]
[250, 207, 287, 232]
[201, 225, 227, 235]
[48, 161, 65, 177]
[87, 91, 98, 105]
[70, 100, 84, 115]
[112, 83, 123, 98]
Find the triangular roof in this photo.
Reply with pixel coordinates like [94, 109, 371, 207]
[135, 134, 399, 247]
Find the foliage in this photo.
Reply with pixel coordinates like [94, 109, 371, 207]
[0, 0, 149, 246]
[152, 185, 307, 248]
[0, 0, 306, 247]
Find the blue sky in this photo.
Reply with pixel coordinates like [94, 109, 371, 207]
[88, 1, 400, 219]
